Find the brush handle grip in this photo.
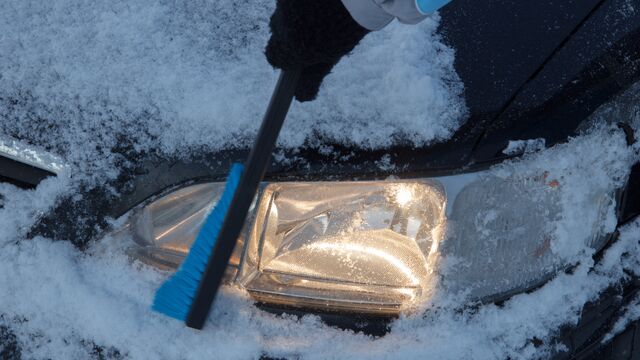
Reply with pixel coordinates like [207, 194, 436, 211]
[186, 69, 301, 329]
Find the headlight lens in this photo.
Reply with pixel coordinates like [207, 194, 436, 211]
[236, 181, 445, 314]
[112, 170, 614, 315]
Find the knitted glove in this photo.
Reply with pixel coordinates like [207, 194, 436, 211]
[265, 0, 370, 102]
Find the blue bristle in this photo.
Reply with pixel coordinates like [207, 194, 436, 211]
[152, 163, 244, 321]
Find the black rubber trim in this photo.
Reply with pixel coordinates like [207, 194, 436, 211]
[0, 155, 55, 189]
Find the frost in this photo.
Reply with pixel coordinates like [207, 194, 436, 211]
[621, 0, 636, 17]
[502, 138, 546, 156]
[603, 293, 640, 344]
[375, 154, 396, 171]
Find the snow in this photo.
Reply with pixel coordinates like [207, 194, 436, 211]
[1, 0, 640, 358]
[502, 138, 546, 156]
[603, 292, 640, 344]
[491, 129, 634, 262]
[0, 0, 466, 182]
[1, 120, 639, 359]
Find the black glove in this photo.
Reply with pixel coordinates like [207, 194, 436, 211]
[265, 0, 370, 102]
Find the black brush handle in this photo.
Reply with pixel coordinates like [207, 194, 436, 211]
[186, 69, 301, 329]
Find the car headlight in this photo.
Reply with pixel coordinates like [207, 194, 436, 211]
[110, 169, 614, 315]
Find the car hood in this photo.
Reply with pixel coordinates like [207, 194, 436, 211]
[136, 0, 640, 183]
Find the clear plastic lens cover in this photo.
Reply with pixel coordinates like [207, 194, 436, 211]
[237, 182, 445, 314]
[126, 183, 246, 272]
[118, 171, 614, 314]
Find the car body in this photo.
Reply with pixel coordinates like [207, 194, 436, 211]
[2, 0, 640, 358]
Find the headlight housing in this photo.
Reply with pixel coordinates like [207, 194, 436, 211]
[111, 168, 615, 315]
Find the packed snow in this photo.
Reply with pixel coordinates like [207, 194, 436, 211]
[1, 0, 640, 359]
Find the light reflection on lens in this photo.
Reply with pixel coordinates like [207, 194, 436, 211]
[305, 242, 421, 286]
[394, 186, 413, 207]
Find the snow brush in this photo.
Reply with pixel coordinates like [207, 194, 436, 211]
[153, 69, 301, 329]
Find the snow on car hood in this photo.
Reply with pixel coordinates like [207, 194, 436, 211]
[0, 0, 466, 177]
[1, 119, 639, 359]
[1, 1, 640, 359]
